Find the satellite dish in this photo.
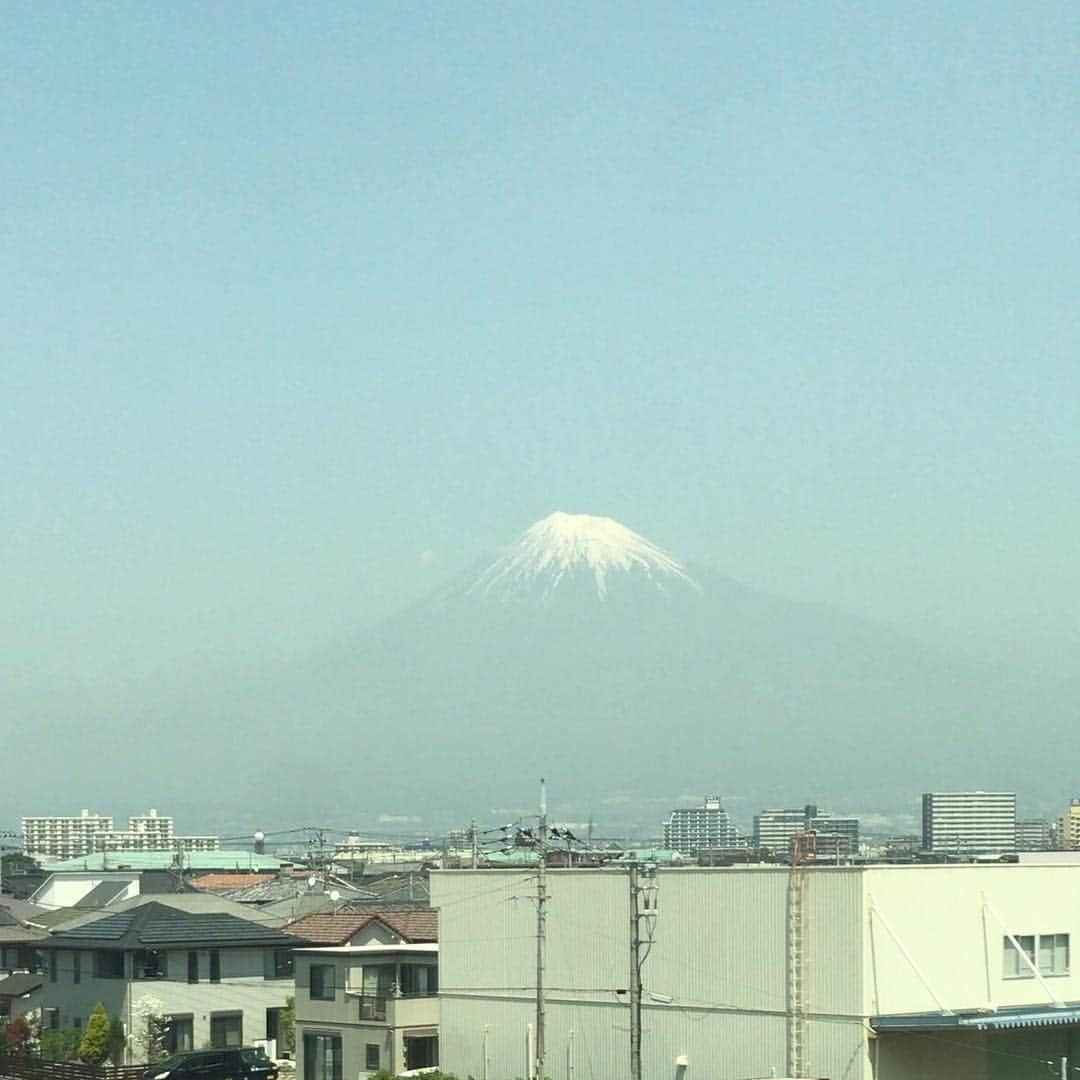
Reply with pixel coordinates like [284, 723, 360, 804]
[307, 875, 318, 888]
[329, 890, 340, 901]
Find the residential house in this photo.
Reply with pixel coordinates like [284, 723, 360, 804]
[0, 898, 49, 1020]
[32, 899, 308, 1060]
[286, 911, 439, 1080]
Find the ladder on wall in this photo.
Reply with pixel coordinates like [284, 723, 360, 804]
[787, 832, 814, 1077]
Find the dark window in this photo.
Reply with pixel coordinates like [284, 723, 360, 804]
[73, 951, 81, 985]
[42, 1008, 60, 1031]
[303, 1034, 341, 1080]
[364, 1044, 380, 1071]
[209, 1012, 242, 1048]
[265, 1008, 281, 1043]
[403, 1035, 438, 1070]
[309, 964, 335, 1001]
[94, 951, 125, 979]
[400, 964, 438, 996]
[72, 1017, 81, 1031]
[166, 1015, 194, 1054]
[209, 950, 221, 983]
[267, 948, 293, 979]
[188, 951, 199, 984]
[134, 949, 168, 979]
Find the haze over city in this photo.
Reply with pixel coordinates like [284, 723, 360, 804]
[2, 4, 1077, 835]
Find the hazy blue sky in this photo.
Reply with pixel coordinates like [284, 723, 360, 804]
[2, 2, 1077, 759]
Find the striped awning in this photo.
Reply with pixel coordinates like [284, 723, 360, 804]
[959, 1007, 1080, 1031]
[873, 1004, 1080, 1033]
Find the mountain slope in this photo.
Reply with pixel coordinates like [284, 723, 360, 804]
[273, 513, 1075, 830]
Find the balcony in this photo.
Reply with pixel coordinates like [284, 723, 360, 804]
[357, 995, 386, 1021]
[352, 994, 438, 1028]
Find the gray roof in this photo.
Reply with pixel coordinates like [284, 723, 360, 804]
[75, 881, 129, 908]
[39, 901, 308, 951]
[0, 973, 44, 998]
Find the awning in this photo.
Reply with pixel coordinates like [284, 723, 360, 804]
[873, 1005, 1080, 1033]
[402, 1028, 438, 1040]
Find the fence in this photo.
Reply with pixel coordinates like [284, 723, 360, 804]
[0, 1056, 146, 1080]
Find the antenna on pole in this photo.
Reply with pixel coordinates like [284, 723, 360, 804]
[535, 778, 548, 1080]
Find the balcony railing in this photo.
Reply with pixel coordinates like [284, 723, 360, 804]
[357, 995, 386, 1021]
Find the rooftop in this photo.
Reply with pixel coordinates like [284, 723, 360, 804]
[39, 900, 307, 951]
[283, 908, 438, 945]
[40, 850, 286, 873]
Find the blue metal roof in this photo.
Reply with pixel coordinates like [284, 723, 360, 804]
[873, 1004, 1080, 1032]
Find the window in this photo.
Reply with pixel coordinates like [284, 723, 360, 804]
[42, 1008, 60, 1031]
[400, 964, 438, 996]
[1040, 933, 1070, 976]
[403, 1035, 438, 1071]
[73, 951, 81, 985]
[309, 964, 336, 1001]
[48, 951, 57, 983]
[94, 951, 125, 979]
[166, 1015, 194, 1054]
[1004, 934, 1069, 978]
[209, 1012, 242, 1048]
[134, 949, 168, 979]
[266, 1008, 282, 1044]
[188, 951, 199, 984]
[365, 1044, 380, 1072]
[303, 1033, 341, 1080]
[209, 950, 221, 984]
[266, 948, 293, 979]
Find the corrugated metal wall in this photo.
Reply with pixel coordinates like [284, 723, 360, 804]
[433, 866, 869, 1080]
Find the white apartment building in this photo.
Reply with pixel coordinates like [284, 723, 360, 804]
[433, 863, 1080, 1080]
[23, 809, 220, 858]
[22, 811, 114, 860]
[662, 796, 736, 854]
[752, 804, 859, 854]
[1057, 801, 1080, 850]
[922, 791, 1017, 855]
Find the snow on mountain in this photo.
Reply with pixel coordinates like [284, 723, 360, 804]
[469, 511, 699, 600]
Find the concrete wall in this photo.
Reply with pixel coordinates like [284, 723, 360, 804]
[862, 865, 1080, 1016]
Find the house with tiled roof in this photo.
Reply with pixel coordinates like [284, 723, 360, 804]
[283, 909, 437, 947]
[286, 909, 440, 1080]
[32, 900, 309, 1060]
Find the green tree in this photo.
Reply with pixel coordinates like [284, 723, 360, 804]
[279, 997, 295, 1055]
[40, 1027, 83, 1061]
[107, 1015, 127, 1065]
[78, 1003, 111, 1065]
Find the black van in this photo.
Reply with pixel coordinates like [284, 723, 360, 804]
[144, 1048, 278, 1080]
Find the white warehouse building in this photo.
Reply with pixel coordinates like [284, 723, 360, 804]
[432, 863, 1080, 1080]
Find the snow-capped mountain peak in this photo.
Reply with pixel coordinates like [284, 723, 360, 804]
[470, 511, 699, 601]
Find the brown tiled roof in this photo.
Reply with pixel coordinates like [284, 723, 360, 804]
[189, 873, 275, 891]
[283, 908, 438, 944]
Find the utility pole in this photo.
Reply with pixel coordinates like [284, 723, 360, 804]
[535, 779, 548, 1080]
[471, 819, 479, 869]
[629, 863, 642, 1080]
[628, 862, 658, 1080]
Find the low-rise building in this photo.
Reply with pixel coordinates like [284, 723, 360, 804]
[289, 911, 439, 1080]
[31, 899, 307, 1059]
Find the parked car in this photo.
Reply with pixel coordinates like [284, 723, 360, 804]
[144, 1048, 278, 1080]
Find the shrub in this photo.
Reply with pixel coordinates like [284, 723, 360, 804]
[78, 1003, 111, 1065]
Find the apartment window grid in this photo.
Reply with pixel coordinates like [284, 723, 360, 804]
[1003, 933, 1069, 978]
[922, 792, 1017, 854]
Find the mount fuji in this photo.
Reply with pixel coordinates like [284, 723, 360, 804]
[222, 509, 1073, 832]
